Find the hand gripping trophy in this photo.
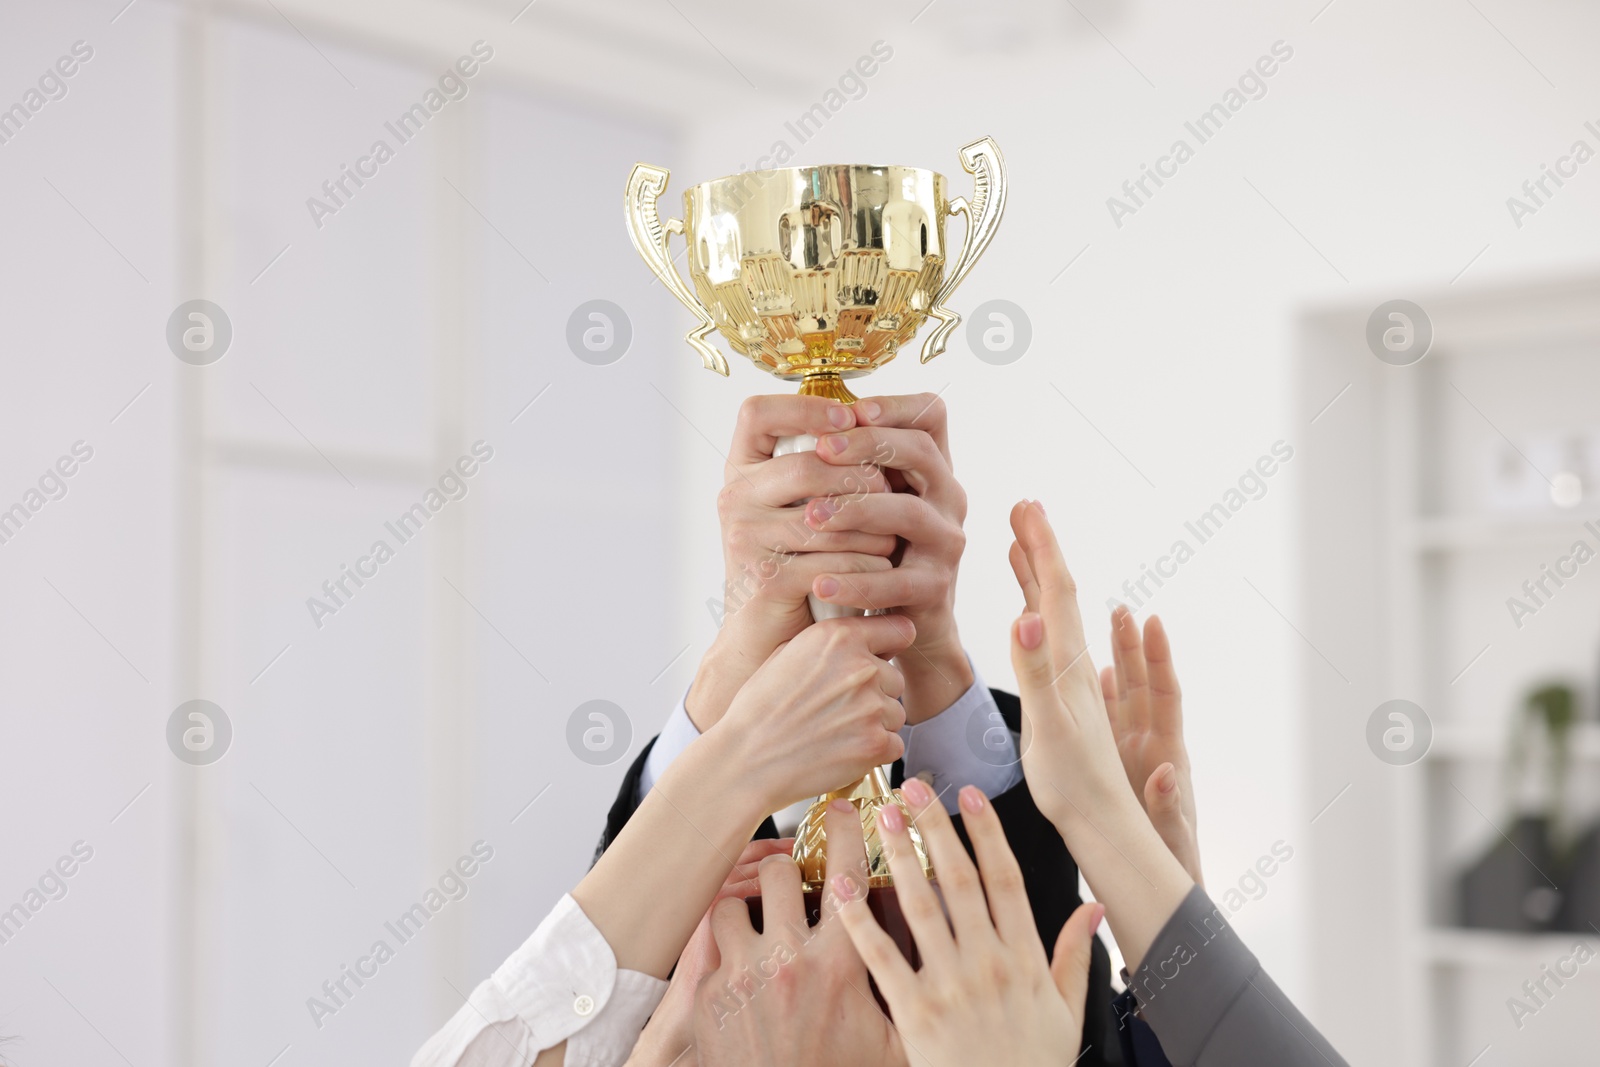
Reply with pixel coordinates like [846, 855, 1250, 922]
[625, 138, 1007, 957]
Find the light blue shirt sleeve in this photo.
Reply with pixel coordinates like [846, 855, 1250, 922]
[639, 661, 1023, 815]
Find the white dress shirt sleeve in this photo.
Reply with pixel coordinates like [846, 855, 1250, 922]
[410, 894, 667, 1067]
[897, 661, 1023, 811]
[637, 661, 1022, 815]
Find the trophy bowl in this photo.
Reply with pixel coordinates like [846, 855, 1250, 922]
[626, 137, 1005, 403]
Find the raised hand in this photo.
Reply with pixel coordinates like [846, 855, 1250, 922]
[1005, 500, 1193, 972]
[687, 396, 897, 733]
[692, 803, 906, 1067]
[804, 393, 973, 721]
[834, 777, 1100, 1067]
[1102, 607, 1202, 886]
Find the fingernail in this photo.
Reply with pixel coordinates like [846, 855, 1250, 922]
[1113, 603, 1130, 621]
[1033, 499, 1048, 517]
[822, 433, 849, 455]
[809, 498, 839, 524]
[816, 576, 840, 598]
[959, 786, 986, 813]
[827, 403, 853, 429]
[829, 797, 855, 814]
[831, 873, 858, 901]
[1018, 612, 1043, 651]
[1159, 765, 1177, 794]
[1091, 903, 1106, 933]
[860, 400, 881, 421]
[879, 803, 905, 833]
[901, 777, 931, 807]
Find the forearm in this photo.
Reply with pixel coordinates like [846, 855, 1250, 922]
[573, 733, 765, 978]
[1052, 801, 1193, 974]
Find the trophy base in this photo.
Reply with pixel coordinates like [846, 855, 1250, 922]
[745, 885, 918, 1013]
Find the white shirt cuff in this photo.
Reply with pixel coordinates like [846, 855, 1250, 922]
[409, 894, 666, 1067]
[639, 662, 1023, 816]
[899, 662, 1023, 812]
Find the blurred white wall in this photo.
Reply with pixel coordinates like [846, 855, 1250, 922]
[1, 1, 1598, 1065]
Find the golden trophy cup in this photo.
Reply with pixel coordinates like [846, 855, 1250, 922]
[624, 137, 1007, 957]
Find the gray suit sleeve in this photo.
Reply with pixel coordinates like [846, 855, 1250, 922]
[1125, 887, 1347, 1067]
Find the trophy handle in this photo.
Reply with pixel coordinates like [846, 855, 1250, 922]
[624, 163, 729, 376]
[920, 137, 1008, 364]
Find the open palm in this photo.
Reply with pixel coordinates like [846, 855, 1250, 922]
[1101, 607, 1203, 887]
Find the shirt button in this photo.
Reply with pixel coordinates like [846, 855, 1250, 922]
[573, 994, 595, 1017]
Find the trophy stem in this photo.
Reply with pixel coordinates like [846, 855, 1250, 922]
[795, 369, 859, 404]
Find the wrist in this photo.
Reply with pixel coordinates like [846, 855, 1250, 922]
[899, 630, 973, 725]
[685, 639, 754, 733]
[672, 725, 774, 831]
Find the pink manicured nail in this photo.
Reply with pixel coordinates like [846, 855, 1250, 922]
[860, 400, 882, 421]
[959, 786, 986, 813]
[809, 498, 839, 524]
[831, 874, 858, 901]
[1018, 612, 1043, 651]
[1034, 499, 1048, 517]
[816, 576, 840, 598]
[827, 403, 853, 429]
[829, 798, 855, 814]
[879, 803, 905, 833]
[901, 777, 931, 807]
[823, 433, 850, 455]
[1158, 765, 1177, 794]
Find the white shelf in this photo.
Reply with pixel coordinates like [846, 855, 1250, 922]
[1425, 927, 1600, 970]
[1407, 514, 1600, 551]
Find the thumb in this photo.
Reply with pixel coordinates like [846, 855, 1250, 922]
[1010, 611, 1056, 699]
[1143, 763, 1182, 818]
[1143, 764, 1203, 886]
[1050, 902, 1104, 1023]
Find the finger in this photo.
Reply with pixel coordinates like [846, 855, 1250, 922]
[806, 491, 959, 550]
[734, 837, 794, 864]
[1009, 500, 1096, 691]
[853, 392, 951, 464]
[879, 778, 957, 968]
[1143, 765, 1202, 886]
[957, 786, 1045, 952]
[1100, 665, 1125, 738]
[813, 426, 959, 508]
[810, 612, 917, 658]
[1009, 539, 1040, 613]
[1144, 614, 1184, 728]
[737, 551, 895, 604]
[877, 657, 907, 704]
[1049, 902, 1104, 1027]
[905, 780, 993, 949]
[739, 505, 900, 558]
[1009, 610, 1059, 718]
[729, 394, 858, 464]
[1112, 604, 1151, 732]
[835, 874, 920, 1008]
[710, 895, 757, 956]
[742, 451, 892, 508]
[821, 798, 871, 949]
[758, 853, 805, 933]
[813, 564, 947, 615]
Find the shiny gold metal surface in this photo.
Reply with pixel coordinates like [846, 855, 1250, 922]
[791, 766, 933, 892]
[624, 139, 1006, 892]
[625, 137, 1006, 388]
